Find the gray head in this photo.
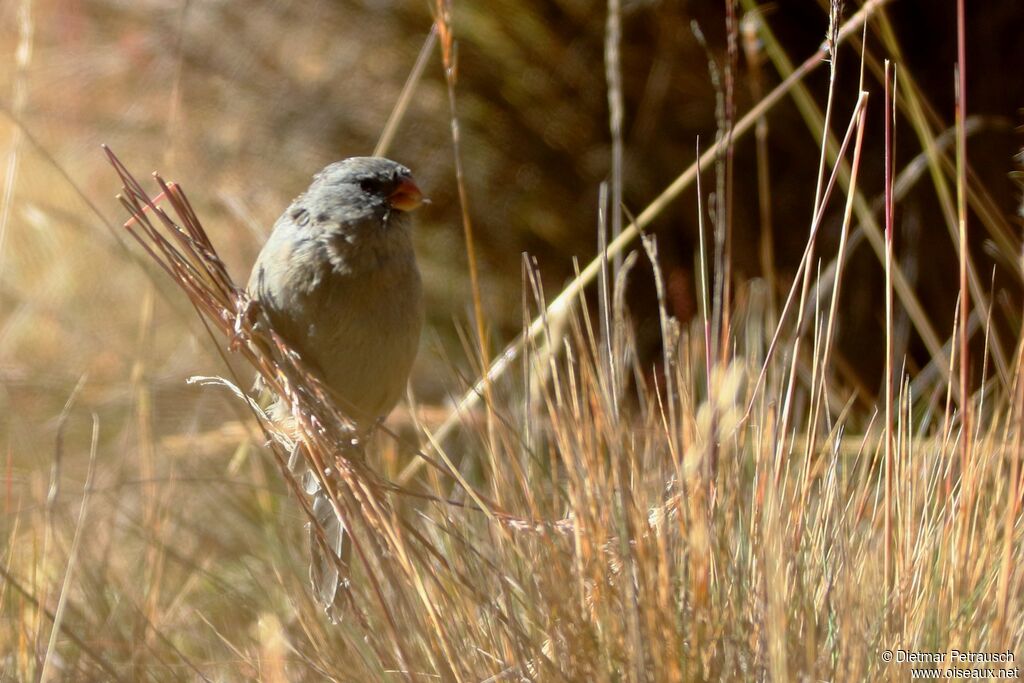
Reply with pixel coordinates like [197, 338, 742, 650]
[303, 157, 423, 227]
[261, 157, 423, 277]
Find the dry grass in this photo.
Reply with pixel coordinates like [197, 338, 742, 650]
[2, 1, 1022, 681]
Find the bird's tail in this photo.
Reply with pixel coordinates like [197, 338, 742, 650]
[289, 445, 350, 624]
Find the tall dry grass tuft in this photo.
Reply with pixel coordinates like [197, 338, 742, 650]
[93, 113, 1022, 678]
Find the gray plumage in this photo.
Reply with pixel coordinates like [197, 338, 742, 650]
[247, 157, 424, 621]
[248, 157, 424, 424]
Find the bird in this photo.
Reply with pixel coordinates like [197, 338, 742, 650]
[246, 156, 425, 621]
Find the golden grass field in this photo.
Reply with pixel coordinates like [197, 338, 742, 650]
[1, 0, 1022, 681]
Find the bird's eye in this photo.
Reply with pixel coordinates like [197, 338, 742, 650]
[359, 178, 379, 193]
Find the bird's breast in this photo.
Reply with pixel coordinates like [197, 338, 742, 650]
[301, 256, 423, 422]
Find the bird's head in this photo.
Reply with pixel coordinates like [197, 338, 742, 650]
[313, 157, 423, 222]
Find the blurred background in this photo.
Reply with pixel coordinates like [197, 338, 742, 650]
[0, 0, 1021, 676]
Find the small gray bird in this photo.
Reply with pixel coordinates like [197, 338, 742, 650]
[247, 156, 425, 620]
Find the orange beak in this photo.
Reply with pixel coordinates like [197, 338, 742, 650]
[388, 178, 424, 212]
